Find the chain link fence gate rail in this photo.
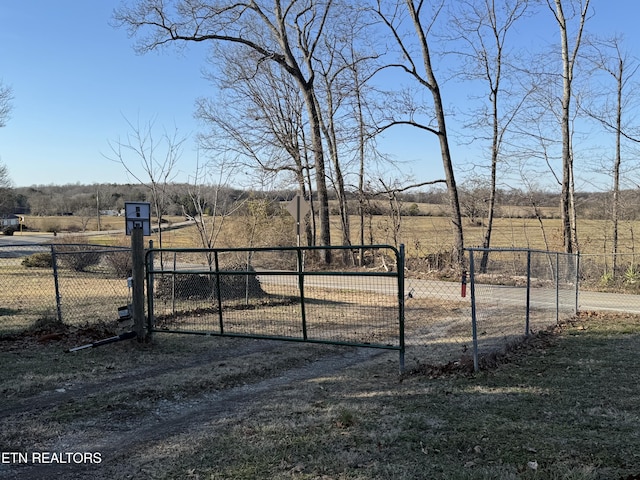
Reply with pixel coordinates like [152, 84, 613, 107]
[467, 247, 579, 371]
[145, 244, 406, 371]
[0, 243, 132, 333]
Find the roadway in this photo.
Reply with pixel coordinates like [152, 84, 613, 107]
[2, 232, 639, 315]
[258, 272, 640, 314]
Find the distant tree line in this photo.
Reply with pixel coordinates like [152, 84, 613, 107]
[6, 182, 640, 222]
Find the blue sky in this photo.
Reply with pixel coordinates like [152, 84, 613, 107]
[0, 1, 638, 189]
[0, 1, 209, 187]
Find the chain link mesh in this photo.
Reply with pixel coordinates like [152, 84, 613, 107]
[0, 244, 131, 334]
[468, 248, 578, 367]
[2, 243, 607, 372]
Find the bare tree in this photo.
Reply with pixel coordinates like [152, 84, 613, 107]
[548, 0, 591, 253]
[0, 82, 13, 128]
[105, 116, 187, 265]
[312, 8, 383, 256]
[374, 0, 464, 266]
[195, 47, 317, 246]
[0, 83, 14, 215]
[449, 0, 529, 272]
[185, 155, 246, 269]
[583, 36, 640, 273]
[0, 162, 15, 216]
[114, 0, 335, 263]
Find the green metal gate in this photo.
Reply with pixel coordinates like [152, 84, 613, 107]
[145, 245, 405, 370]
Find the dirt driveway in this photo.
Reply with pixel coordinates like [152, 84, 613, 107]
[0, 330, 393, 480]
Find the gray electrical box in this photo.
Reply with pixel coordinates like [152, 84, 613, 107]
[124, 202, 151, 236]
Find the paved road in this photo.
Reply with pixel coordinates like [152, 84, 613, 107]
[577, 289, 640, 313]
[259, 272, 640, 314]
[0, 233, 55, 245]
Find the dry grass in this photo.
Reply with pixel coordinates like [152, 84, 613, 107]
[16, 211, 640, 263]
[1, 313, 640, 479]
[0, 264, 130, 334]
[36, 213, 639, 260]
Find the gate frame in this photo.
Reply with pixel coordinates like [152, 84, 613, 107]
[145, 244, 405, 372]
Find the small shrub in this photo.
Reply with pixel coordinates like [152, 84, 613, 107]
[599, 271, 614, 286]
[29, 311, 67, 334]
[624, 264, 640, 285]
[103, 250, 132, 277]
[22, 252, 53, 268]
[155, 264, 265, 301]
[405, 203, 421, 216]
[335, 409, 356, 428]
[3, 226, 17, 236]
[156, 274, 214, 300]
[55, 245, 102, 272]
[42, 221, 62, 233]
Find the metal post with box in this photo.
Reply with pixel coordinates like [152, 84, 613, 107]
[125, 202, 151, 342]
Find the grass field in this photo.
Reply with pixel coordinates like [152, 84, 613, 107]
[0, 312, 639, 479]
[20, 212, 640, 258]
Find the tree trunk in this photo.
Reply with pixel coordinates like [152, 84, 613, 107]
[552, 0, 589, 254]
[301, 85, 332, 263]
[405, 0, 464, 265]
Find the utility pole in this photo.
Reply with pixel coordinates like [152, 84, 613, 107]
[96, 188, 101, 232]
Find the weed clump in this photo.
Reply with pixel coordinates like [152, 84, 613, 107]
[155, 263, 266, 301]
[28, 311, 68, 335]
[22, 252, 53, 268]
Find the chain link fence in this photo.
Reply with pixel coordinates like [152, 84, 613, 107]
[0, 243, 131, 334]
[466, 248, 579, 370]
[401, 275, 472, 369]
[4, 241, 638, 371]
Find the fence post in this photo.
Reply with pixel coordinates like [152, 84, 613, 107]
[398, 244, 406, 374]
[556, 252, 560, 325]
[297, 247, 308, 341]
[525, 250, 531, 336]
[50, 244, 63, 324]
[131, 226, 146, 342]
[214, 251, 224, 334]
[575, 253, 580, 314]
[469, 249, 479, 372]
[146, 240, 154, 341]
[172, 251, 177, 315]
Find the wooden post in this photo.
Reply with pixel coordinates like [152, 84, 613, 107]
[131, 226, 146, 342]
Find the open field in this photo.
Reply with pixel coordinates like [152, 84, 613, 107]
[18, 213, 640, 256]
[1, 312, 639, 479]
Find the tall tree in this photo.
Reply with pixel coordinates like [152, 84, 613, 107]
[195, 46, 316, 245]
[0, 162, 15, 216]
[449, 0, 529, 271]
[114, 0, 335, 262]
[0, 82, 14, 213]
[312, 6, 383, 254]
[374, 0, 464, 265]
[583, 36, 640, 273]
[548, 0, 590, 253]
